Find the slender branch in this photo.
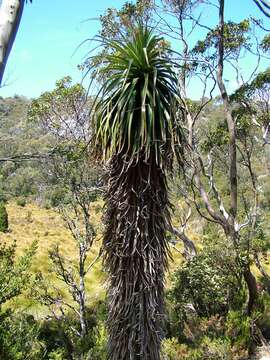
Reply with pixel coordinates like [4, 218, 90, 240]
[217, 0, 238, 220]
[253, 0, 270, 18]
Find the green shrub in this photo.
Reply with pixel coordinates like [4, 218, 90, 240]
[0, 311, 43, 360]
[37, 306, 106, 359]
[16, 197, 27, 207]
[225, 311, 251, 349]
[87, 322, 107, 360]
[7, 167, 39, 197]
[200, 336, 231, 360]
[168, 232, 245, 333]
[169, 252, 240, 320]
[0, 202, 8, 232]
[257, 293, 270, 340]
[162, 327, 249, 360]
[0, 192, 7, 203]
[162, 338, 190, 359]
[162, 337, 206, 360]
[0, 304, 107, 360]
[0, 240, 37, 306]
[41, 186, 71, 208]
[165, 233, 252, 358]
[48, 348, 67, 360]
[50, 187, 68, 207]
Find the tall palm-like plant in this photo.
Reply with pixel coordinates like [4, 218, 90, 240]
[94, 25, 183, 360]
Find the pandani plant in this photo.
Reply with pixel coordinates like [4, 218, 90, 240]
[93, 25, 184, 360]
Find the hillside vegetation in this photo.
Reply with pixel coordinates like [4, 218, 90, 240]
[0, 199, 192, 310]
[1, 89, 270, 358]
[1, 0, 270, 356]
[0, 201, 106, 309]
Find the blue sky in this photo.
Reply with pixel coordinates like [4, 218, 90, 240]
[0, 0, 128, 98]
[0, 0, 266, 99]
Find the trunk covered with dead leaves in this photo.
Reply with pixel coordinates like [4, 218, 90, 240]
[103, 152, 171, 360]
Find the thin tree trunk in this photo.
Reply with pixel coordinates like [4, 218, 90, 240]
[79, 243, 87, 337]
[243, 265, 258, 315]
[171, 226, 197, 260]
[217, 0, 238, 219]
[0, 0, 25, 85]
[228, 231, 259, 315]
[217, 0, 259, 316]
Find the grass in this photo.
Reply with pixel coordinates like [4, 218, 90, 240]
[2, 199, 269, 319]
[0, 200, 199, 316]
[0, 201, 107, 315]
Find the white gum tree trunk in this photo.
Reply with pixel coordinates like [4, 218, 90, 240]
[0, 0, 25, 85]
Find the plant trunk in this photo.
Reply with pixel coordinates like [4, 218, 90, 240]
[79, 243, 87, 337]
[217, 0, 238, 219]
[171, 226, 197, 260]
[243, 265, 258, 315]
[103, 152, 170, 360]
[0, 0, 25, 85]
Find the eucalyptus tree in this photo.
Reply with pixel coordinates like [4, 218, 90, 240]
[93, 25, 184, 359]
[29, 77, 102, 346]
[0, 0, 32, 86]
[159, 0, 270, 315]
